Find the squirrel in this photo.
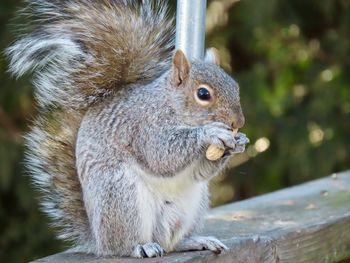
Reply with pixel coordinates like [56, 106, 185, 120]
[6, 0, 248, 258]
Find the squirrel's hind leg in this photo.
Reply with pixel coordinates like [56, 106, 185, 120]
[175, 236, 228, 254]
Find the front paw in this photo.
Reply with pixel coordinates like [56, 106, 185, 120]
[176, 236, 228, 254]
[199, 122, 236, 152]
[227, 132, 249, 155]
[131, 242, 166, 258]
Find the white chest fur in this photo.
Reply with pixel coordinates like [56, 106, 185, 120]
[131, 162, 208, 250]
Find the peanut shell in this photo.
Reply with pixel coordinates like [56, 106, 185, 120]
[206, 144, 225, 161]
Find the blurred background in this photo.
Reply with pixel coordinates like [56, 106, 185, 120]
[0, 0, 349, 262]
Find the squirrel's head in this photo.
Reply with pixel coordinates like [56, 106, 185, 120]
[170, 49, 245, 130]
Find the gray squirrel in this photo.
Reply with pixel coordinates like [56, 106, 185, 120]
[6, 0, 249, 258]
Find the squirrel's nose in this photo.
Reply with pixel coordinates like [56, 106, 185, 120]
[231, 111, 245, 129]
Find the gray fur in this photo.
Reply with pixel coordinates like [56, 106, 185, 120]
[6, 0, 247, 258]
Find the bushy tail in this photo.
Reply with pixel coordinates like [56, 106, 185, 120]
[6, 0, 174, 246]
[7, 0, 174, 108]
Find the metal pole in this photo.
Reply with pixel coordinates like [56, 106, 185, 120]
[175, 0, 207, 61]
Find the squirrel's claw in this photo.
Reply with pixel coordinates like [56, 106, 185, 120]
[131, 242, 165, 258]
[228, 132, 249, 154]
[234, 132, 250, 145]
[175, 236, 228, 254]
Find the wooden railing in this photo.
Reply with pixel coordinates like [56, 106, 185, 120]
[31, 171, 350, 263]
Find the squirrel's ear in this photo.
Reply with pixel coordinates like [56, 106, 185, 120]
[172, 49, 190, 86]
[205, 47, 220, 66]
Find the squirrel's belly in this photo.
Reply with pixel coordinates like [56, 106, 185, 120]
[131, 162, 208, 250]
[158, 181, 207, 251]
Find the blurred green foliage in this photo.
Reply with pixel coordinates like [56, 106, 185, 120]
[0, 0, 349, 262]
[207, 0, 350, 203]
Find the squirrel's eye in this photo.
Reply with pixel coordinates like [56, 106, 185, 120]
[194, 85, 214, 106]
[197, 87, 211, 101]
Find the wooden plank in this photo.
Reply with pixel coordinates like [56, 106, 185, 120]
[31, 171, 350, 263]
